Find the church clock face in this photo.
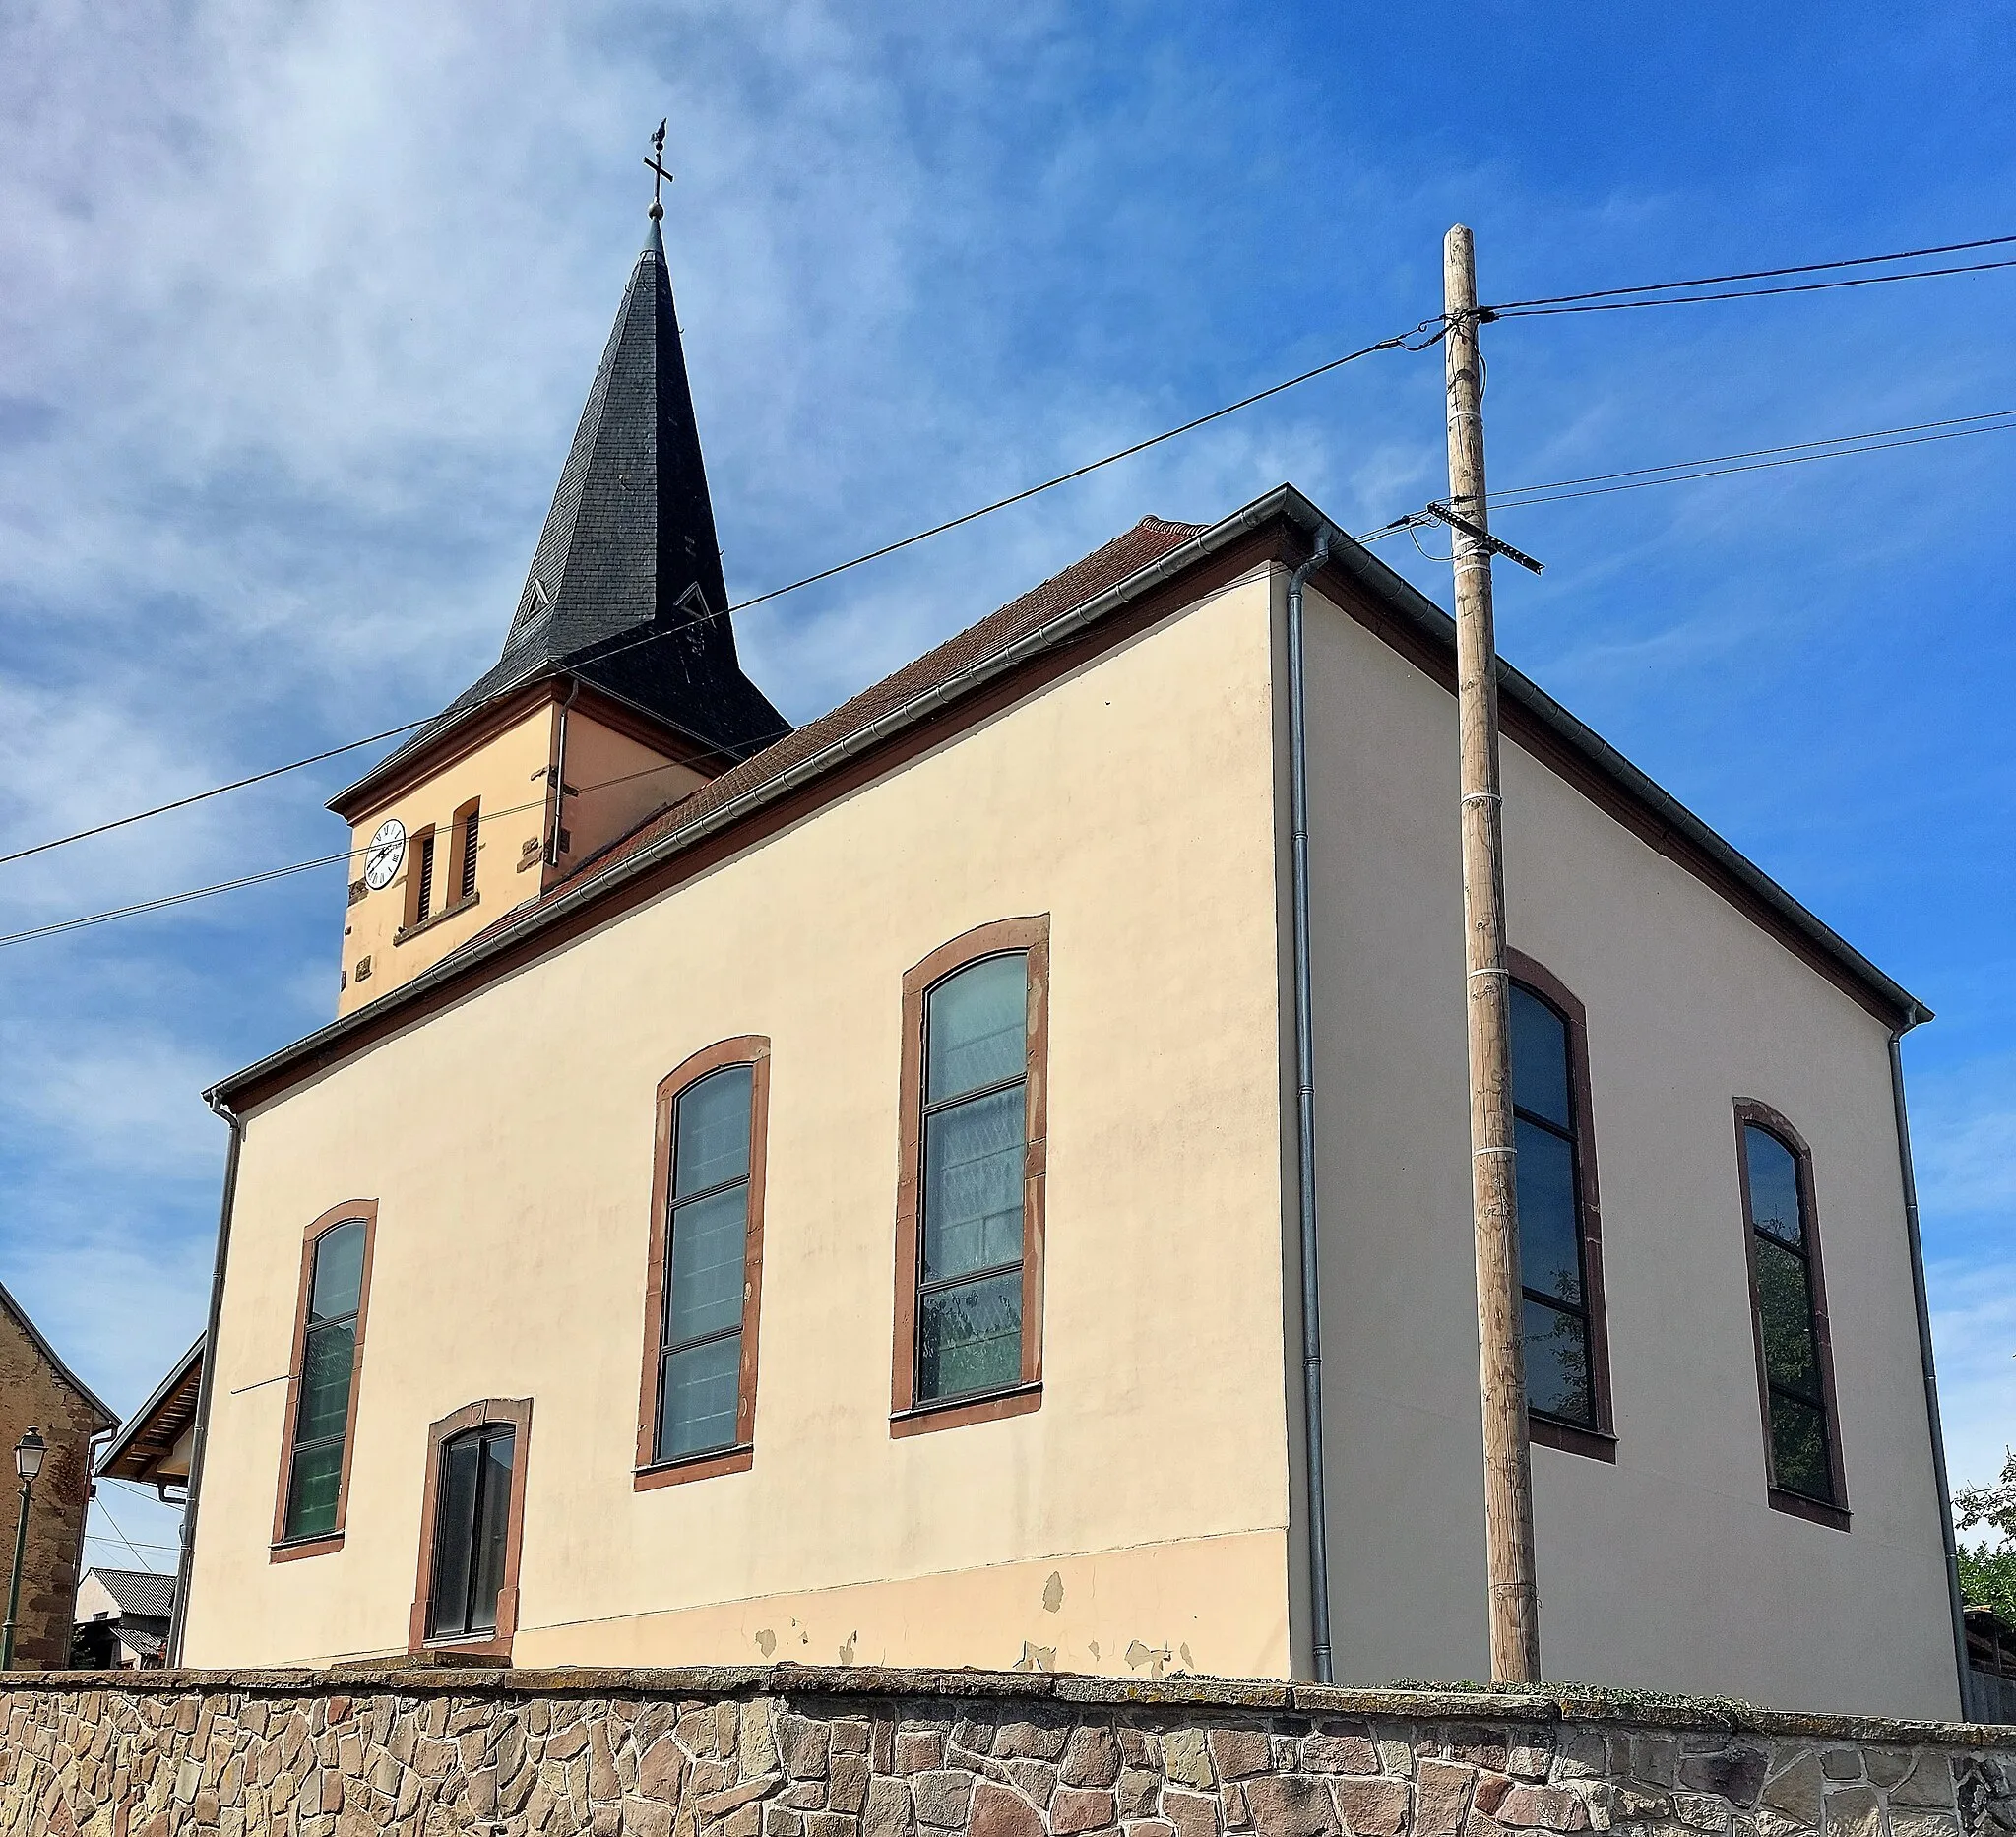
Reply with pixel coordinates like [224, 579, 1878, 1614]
[362, 818, 407, 891]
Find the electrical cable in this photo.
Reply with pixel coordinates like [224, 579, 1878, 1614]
[1481, 232, 2016, 312]
[0, 756, 731, 948]
[1485, 256, 2016, 321]
[1490, 408, 2016, 499]
[89, 1497, 160, 1575]
[5, 225, 2015, 878]
[10, 401, 2015, 953]
[0, 323, 1440, 878]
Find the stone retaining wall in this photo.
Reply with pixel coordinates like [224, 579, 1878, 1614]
[3, 1667, 2014, 1837]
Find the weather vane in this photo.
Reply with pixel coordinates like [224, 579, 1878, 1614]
[645, 119, 672, 222]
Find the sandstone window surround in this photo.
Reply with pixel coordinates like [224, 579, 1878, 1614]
[892, 915, 1050, 1438]
[409, 1397, 533, 1660]
[270, 1200, 378, 1562]
[1505, 951, 1616, 1464]
[1735, 1100, 1851, 1530]
[634, 1038, 771, 1490]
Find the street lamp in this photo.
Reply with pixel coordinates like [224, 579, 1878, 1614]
[1, 1427, 47, 1671]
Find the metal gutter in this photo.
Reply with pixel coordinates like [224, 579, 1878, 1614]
[1285, 530, 1337, 1682]
[1889, 1019, 1975, 1719]
[166, 1095, 243, 1667]
[214, 481, 1925, 1109]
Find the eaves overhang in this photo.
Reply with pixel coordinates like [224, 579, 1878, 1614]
[215, 483, 1926, 1114]
[96, 1334, 204, 1481]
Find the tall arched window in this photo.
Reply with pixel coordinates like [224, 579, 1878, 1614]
[892, 917, 1049, 1436]
[635, 1039, 770, 1489]
[1506, 952, 1613, 1458]
[273, 1202, 377, 1555]
[1736, 1103, 1848, 1524]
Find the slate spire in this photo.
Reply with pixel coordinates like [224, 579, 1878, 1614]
[433, 207, 786, 757]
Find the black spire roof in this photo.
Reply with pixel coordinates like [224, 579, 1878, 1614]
[339, 216, 786, 805]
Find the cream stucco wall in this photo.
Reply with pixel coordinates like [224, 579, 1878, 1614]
[187, 569, 1296, 1677]
[1298, 588, 1958, 1719]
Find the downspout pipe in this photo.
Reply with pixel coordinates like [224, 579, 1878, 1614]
[166, 1090, 243, 1668]
[1288, 529, 1336, 1683]
[545, 676, 582, 867]
[1889, 1016, 1975, 1719]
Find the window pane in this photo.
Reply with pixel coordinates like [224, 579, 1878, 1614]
[467, 1431, 515, 1635]
[284, 1442, 344, 1540]
[665, 1186, 748, 1347]
[1514, 1118, 1582, 1306]
[922, 1085, 1025, 1281]
[1744, 1126, 1804, 1245]
[1523, 1296, 1594, 1425]
[309, 1221, 366, 1323]
[295, 1320, 356, 1443]
[675, 1065, 752, 1200]
[1770, 1393, 1834, 1502]
[1509, 985, 1572, 1130]
[918, 1270, 1023, 1402]
[1755, 1236, 1821, 1401]
[427, 1435, 481, 1638]
[926, 955, 1027, 1103]
[658, 1335, 742, 1460]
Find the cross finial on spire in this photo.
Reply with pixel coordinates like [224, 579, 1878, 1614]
[645, 119, 671, 222]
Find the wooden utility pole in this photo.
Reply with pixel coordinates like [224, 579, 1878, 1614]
[1443, 222, 1543, 1683]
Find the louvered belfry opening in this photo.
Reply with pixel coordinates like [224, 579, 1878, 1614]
[458, 802, 480, 904]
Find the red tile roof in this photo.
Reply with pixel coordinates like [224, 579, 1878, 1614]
[450, 515, 1205, 960]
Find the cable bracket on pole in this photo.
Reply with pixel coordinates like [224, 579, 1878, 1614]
[1421, 501, 1545, 575]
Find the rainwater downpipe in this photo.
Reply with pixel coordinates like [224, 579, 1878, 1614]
[545, 677, 582, 867]
[1889, 1016, 1976, 1719]
[1288, 528, 1336, 1683]
[166, 1090, 244, 1668]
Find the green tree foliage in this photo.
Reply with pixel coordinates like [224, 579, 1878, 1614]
[1957, 1449, 2016, 1624]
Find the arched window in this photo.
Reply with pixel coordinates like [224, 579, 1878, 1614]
[635, 1039, 770, 1488]
[1506, 952, 1613, 1457]
[409, 1398, 532, 1657]
[1735, 1104, 1848, 1523]
[426, 1424, 516, 1641]
[892, 917, 1049, 1435]
[273, 1202, 377, 1555]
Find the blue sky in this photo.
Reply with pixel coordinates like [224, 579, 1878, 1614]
[1, 1, 2010, 1581]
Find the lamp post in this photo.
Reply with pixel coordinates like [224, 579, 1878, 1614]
[1, 1427, 47, 1671]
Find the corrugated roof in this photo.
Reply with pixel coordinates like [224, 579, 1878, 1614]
[83, 1568, 177, 1619]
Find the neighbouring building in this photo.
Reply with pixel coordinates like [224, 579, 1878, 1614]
[0, 1280, 115, 1670]
[95, 1335, 201, 1504]
[174, 198, 1969, 1719]
[71, 1567, 176, 1669]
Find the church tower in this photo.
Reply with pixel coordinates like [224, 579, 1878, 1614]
[328, 195, 787, 1014]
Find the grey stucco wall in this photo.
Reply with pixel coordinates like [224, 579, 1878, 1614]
[1297, 589, 1957, 1716]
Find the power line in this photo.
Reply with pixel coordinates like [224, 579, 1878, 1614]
[1487, 256, 2016, 321]
[0, 718, 440, 870]
[5, 228, 2015, 878]
[9, 401, 2013, 954]
[1490, 408, 2016, 498]
[1481, 232, 2016, 312]
[0, 758, 730, 948]
[89, 1497, 160, 1574]
[0, 323, 1441, 879]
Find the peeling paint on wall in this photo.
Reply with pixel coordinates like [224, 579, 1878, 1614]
[1042, 1571, 1064, 1613]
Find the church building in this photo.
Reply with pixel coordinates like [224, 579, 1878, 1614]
[171, 198, 1967, 1720]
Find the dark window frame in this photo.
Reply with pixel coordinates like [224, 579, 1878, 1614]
[270, 1200, 378, 1561]
[634, 1037, 770, 1490]
[1505, 950, 1616, 1463]
[1734, 1100, 1851, 1530]
[408, 1397, 533, 1658]
[891, 916, 1049, 1438]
